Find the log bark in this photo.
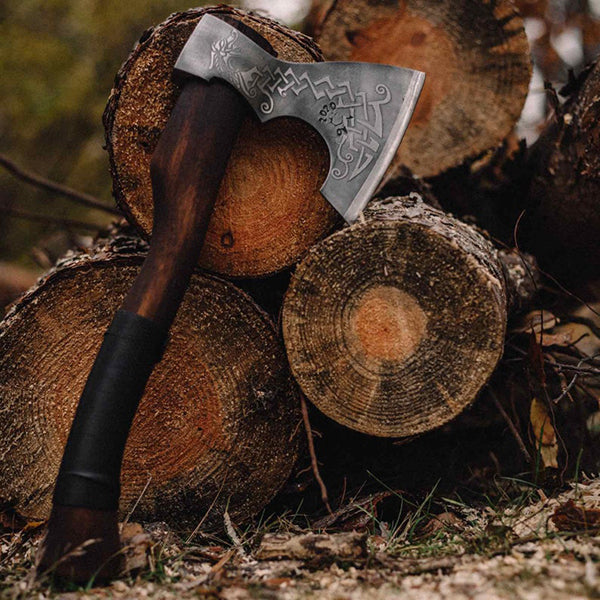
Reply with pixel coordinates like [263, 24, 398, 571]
[282, 196, 536, 438]
[524, 61, 600, 280]
[0, 237, 300, 527]
[308, 0, 531, 178]
[103, 6, 337, 279]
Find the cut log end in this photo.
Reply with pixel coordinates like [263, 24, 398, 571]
[283, 197, 507, 437]
[350, 286, 428, 362]
[104, 7, 337, 278]
[312, 0, 531, 177]
[0, 246, 300, 527]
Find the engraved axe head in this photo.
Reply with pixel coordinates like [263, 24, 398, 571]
[175, 15, 425, 223]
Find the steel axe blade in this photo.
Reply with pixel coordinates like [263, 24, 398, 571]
[175, 14, 425, 223]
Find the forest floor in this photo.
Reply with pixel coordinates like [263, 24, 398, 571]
[2, 477, 600, 599]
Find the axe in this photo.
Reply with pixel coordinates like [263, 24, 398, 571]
[37, 14, 424, 581]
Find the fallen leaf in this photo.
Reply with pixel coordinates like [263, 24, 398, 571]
[551, 500, 600, 532]
[420, 512, 464, 537]
[312, 491, 395, 532]
[530, 398, 559, 468]
[120, 521, 151, 574]
[513, 310, 557, 334]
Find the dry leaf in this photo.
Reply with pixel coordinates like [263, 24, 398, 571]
[256, 531, 367, 562]
[513, 310, 557, 334]
[312, 491, 395, 532]
[420, 512, 464, 537]
[551, 500, 600, 532]
[530, 398, 558, 468]
[120, 521, 151, 574]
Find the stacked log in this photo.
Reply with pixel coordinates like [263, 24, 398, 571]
[5, 0, 600, 532]
[282, 197, 534, 437]
[525, 61, 600, 279]
[308, 0, 532, 178]
[0, 236, 300, 527]
[104, 6, 337, 278]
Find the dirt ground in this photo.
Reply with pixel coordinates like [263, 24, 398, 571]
[2, 477, 600, 599]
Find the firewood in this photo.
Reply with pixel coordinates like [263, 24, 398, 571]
[0, 238, 300, 527]
[525, 61, 600, 280]
[308, 0, 531, 178]
[104, 6, 337, 279]
[282, 196, 537, 438]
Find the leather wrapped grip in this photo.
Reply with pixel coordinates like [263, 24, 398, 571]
[53, 310, 168, 510]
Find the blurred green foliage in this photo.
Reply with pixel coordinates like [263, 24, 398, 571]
[0, 0, 223, 265]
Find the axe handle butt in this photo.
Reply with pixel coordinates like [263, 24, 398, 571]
[39, 17, 274, 582]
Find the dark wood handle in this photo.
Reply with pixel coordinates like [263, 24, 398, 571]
[124, 15, 275, 330]
[121, 75, 248, 329]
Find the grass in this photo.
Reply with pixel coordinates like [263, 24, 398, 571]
[2, 475, 599, 599]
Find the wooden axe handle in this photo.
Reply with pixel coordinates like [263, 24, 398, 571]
[38, 18, 274, 583]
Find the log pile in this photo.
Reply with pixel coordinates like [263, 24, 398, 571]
[1, 2, 599, 527]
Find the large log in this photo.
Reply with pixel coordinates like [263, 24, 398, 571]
[282, 196, 536, 438]
[308, 0, 531, 178]
[525, 61, 600, 280]
[0, 237, 300, 527]
[104, 6, 337, 279]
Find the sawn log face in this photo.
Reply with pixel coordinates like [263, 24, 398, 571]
[310, 0, 531, 178]
[282, 197, 508, 437]
[104, 6, 337, 278]
[0, 241, 300, 527]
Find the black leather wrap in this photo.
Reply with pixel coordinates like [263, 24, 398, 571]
[53, 310, 168, 510]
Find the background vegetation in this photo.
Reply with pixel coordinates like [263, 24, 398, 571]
[0, 1, 236, 266]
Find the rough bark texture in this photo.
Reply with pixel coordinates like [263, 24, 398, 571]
[525, 61, 600, 280]
[103, 6, 338, 278]
[282, 196, 511, 437]
[0, 237, 300, 527]
[309, 0, 531, 178]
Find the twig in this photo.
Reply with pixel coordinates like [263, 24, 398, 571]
[122, 474, 152, 527]
[300, 394, 333, 515]
[488, 387, 532, 464]
[552, 354, 600, 402]
[186, 478, 226, 544]
[0, 153, 121, 215]
[0, 205, 103, 230]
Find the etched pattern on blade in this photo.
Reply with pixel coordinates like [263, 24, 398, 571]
[175, 15, 425, 222]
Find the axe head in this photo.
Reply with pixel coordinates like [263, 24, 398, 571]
[175, 15, 425, 223]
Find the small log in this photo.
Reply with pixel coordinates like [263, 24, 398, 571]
[104, 6, 337, 278]
[0, 239, 300, 527]
[308, 0, 531, 178]
[282, 197, 535, 438]
[525, 61, 600, 280]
